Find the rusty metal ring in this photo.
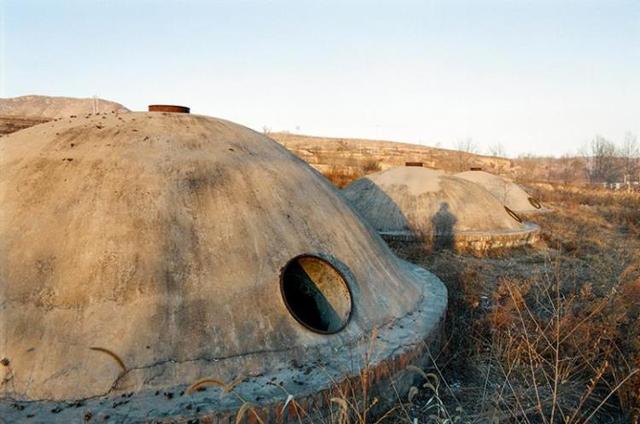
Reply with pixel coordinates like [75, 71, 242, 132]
[504, 206, 523, 223]
[528, 197, 542, 209]
[148, 105, 190, 114]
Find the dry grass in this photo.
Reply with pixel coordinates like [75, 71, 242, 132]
[387, 184, 640, 423]
[311, 169, 640, 422]
[325, 166, 360, 188]
[178, 183, 639, 423]
[324, 159, 381, 188]
[528, 183, 640, 237]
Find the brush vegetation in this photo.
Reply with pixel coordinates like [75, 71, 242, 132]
[316, 170, 639, 423]
[203, 179, 638, 423]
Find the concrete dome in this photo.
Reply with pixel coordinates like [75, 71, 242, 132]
[455, 170, 546, 214]
[0, 112, 446, 421]
[342, 167, 539, 250]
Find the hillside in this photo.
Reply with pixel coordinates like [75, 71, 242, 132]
[0, 100, 597, 185]
[0, 95, 129, 136]
[0, 116, 50, 135]
[269, 133, 613, 186]
[270, 132, 517, 179]
[0, 95, 129, 118]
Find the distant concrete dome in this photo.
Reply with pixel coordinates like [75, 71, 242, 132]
[0, 112, 446, 422]
[342, 167, 539, 250]
[455, 170, 547, 214]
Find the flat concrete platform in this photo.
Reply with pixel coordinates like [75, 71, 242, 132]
[380, 223, 541, 252]
[517, 207, 553, 216]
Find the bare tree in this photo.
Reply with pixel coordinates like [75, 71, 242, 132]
[453, 138, 478, 171]
[619, 132, 639, 183]
[488, 143, 506, 158]
[584, 135, 620, 184]
[455, 138, 479, 154]
[554, 154, 587, 185]
[515, 153, 539, 182]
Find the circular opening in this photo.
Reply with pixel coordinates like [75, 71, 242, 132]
[528, 196, 542, 209]
[280, 255, 353, 334]
[504, 205, 523, 223]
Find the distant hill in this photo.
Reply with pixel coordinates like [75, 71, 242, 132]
[0, 95, 129, 118]
[0, 98, 594, 185]
[268, 133, 603, 185]
[0, 95, 129, 135]
[269, 132, 517, 177]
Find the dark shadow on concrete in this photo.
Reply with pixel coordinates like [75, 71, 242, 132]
[343, 178, 462, 253]
[431, 202, 457, 251]
[342, 178, 414, 236]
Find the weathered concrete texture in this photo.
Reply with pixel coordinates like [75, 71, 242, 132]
[0, 261, 446, 423]
[455, 170, 549, 214]
[0, 112, 447, 421]
[342, 167, 540, 250]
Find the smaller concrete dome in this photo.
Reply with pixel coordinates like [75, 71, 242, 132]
[342, 167, 539, 250]
[455, 170, 547, 214]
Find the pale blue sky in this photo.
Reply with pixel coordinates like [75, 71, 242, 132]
[1, 0, 639, 156]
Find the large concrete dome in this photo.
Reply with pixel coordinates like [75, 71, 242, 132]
[342, 167, 539, 250]
[0, 111, 446, 422]
[455, 170, 547, 214]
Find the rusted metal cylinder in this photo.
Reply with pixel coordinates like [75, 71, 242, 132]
[148, 105, 190, 114]
[405, 161, 423, 167]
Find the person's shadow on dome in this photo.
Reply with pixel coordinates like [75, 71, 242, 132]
[431, 202, 457, 251]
